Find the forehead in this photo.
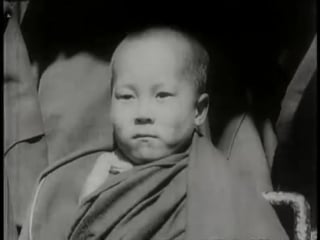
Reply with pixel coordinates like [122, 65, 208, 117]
[113, 35, 192, 82]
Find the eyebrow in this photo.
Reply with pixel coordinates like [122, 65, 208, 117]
[114, 83, 137, 92]
[115, 79, 178, 94]
[151, 83, 165, 92]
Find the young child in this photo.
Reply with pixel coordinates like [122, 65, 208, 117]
[19, 28, 288, 240]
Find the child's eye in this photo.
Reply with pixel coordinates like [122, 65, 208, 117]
[116, 94, 134, 100]
[156, 92, 174, 99]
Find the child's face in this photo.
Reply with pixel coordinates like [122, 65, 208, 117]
[111, 37, 207, 164]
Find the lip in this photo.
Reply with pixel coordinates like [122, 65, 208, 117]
[132, 134, 158, 139]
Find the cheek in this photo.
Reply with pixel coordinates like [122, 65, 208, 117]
[111, 103, 132, 133]
[157, 103, 195, 134]
[111, 100, 134, 120]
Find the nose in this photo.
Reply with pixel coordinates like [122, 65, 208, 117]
[134, 100, 154, 125]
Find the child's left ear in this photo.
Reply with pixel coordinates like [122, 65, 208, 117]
[194, 93, 209, 126]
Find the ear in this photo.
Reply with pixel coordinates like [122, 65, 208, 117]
[194, 93, 209, 126]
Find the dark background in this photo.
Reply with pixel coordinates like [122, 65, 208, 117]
[19, 0, 317, 237]
[21, 0, 316, 133]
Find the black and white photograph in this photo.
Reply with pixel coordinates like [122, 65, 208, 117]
[4, 1, 317, 239]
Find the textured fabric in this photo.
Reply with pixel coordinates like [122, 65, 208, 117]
[20, 134, 288, 240]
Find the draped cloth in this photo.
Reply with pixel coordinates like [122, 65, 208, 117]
[4, 3, 48, 228]
[20, 133, 288, 240]
[4, 168, 18, 240]
[276, 35, 317, 145]
[218, 114, 275, 194]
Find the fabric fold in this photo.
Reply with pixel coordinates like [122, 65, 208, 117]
[22, 134, 288, 240]
[67, 134, 288, 240]
[4, 7, 48, 227]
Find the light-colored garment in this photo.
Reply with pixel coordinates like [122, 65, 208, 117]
[79, 151, 133, 203]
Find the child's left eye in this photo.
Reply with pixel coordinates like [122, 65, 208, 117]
[156, 92, 174, 99]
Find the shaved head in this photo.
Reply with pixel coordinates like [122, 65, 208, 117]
[111, 27, 209, 95]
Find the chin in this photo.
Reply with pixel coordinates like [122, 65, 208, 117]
[130, 148, 170, 164]
[133, 152, 163, 162]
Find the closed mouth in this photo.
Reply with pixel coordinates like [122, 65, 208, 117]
[132, 134, 158, 139]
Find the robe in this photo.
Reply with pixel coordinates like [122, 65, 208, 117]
[19, 133, 288, 240]
[4, 3, 48, 228]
